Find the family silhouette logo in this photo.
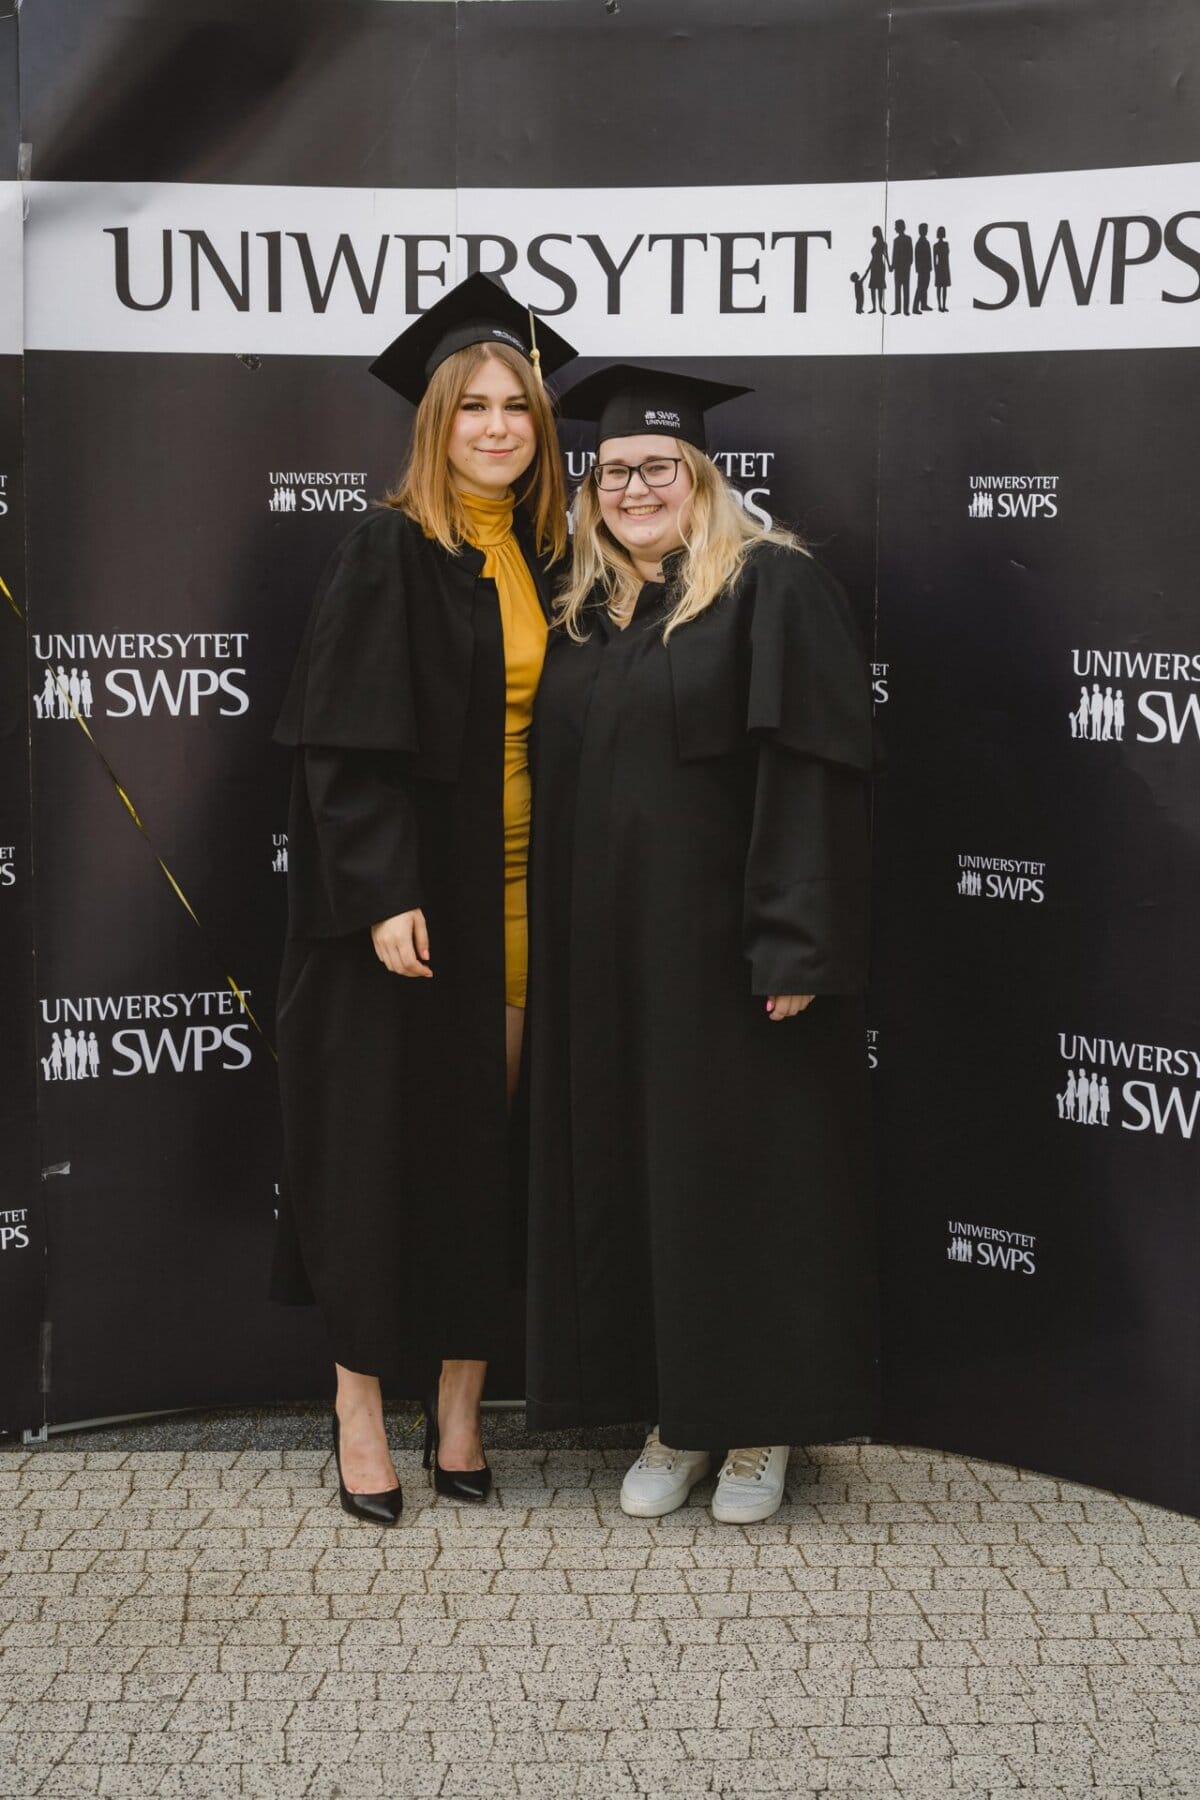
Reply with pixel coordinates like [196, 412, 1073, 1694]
[268, 471, 369, 515]
[1070, 651, 1200, 746]
[1057, 1031, 1200, 1139]
[33, 666, 93, 722]
[40, 990, 256, 1080]
[1070, 684, 1125, 741]
[968, 475, 1059, 520]
[31, 633, 251, 720]
[851, 222, 952, 316]
[946, 1220, 1037, 1274]
[41, 1029, 101, 1081]
[957, 855, 1045, 903]
[1057, 1068, 1111, 1125]
[272, 833, 289, 874]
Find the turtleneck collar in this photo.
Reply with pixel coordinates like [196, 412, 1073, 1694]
[458, 488, 517, 548]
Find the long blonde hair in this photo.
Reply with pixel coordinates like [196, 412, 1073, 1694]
[557, 440, 802, 641]
[387, 341, 568, 560]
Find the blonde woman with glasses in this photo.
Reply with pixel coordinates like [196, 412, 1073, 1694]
[525, 365, 877, 1525]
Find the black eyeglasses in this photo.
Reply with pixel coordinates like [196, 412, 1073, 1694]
[593, 457, 683, 492]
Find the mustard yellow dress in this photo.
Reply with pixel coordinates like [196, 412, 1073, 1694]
[459, 490, 548, 1008]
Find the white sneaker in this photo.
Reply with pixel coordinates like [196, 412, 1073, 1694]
[711, 1445, 790, 1524]
[619, 1428, 711, 1518]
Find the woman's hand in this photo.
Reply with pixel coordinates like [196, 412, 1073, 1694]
[371, 910, 432, 977]
[766, 994, 813, 1021]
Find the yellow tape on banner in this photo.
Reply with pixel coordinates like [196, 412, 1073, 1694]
[0, 573, 23, 621]
[38, 657, 277, 1060]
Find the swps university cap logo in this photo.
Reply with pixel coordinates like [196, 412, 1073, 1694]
[40, 989, 256, 1079]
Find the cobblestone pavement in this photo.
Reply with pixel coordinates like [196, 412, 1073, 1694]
[2, 1440, 1198, 1798]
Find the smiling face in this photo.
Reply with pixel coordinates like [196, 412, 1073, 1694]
[595, 434, 694, 572]
[446, 355, 538, 496]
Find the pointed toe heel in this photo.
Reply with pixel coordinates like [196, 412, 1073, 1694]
[332, 1414, 403, 1525]
[423, 1393, 492, 1502]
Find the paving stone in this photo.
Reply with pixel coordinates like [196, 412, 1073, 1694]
[3, 1443, 1195, 1795]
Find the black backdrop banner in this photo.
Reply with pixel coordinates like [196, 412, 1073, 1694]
[5, 0, 1198, 1515]
[0, 10, 43, 1434]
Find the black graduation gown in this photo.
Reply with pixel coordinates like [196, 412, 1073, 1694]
[270, 502, 557, 1379]
[525, 541, 879, 1448]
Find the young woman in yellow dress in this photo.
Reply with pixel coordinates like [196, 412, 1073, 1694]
[273, 275, 575, 1519]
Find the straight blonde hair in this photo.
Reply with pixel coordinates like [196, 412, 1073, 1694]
[387, 341, 568, 561]
[557, 440, 802, 642]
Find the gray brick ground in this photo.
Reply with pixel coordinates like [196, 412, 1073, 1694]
[0, 1441, 1197, 1797]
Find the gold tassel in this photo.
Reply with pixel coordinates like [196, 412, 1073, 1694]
[528, 307, 544, 390]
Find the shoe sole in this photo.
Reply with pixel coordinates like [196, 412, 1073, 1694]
[619, 1460, 711, 1518]
[711, 1489, 785, 1525]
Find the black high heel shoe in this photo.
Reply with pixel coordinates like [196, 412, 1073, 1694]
[423, 1392, 492, 1502]
[331, 1414, 403, 1525]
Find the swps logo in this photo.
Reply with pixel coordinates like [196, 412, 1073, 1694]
[40, 990, 256, 1079]
[968, 475, 1059, 519]
[1070, 650, 1200, 746]
[31, 633, 251, 720]
[1057, 1031, 1200, 1139]
[268, 470, 368, 515]
[0, 1209, 29, 1252]
[947, 1221, 1037, 1274]
[956, 855, 1046, 903]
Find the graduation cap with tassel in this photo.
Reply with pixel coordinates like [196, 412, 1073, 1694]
[369, 271, 577, 405]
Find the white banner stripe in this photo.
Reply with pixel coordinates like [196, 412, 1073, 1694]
[21, 166, 1200, 358]
[0, 184, 23, 358]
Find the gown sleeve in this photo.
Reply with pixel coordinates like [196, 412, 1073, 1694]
[275, 509, 424, 938]
[742, 547, 874, 996]
[300, 748, 422, 937]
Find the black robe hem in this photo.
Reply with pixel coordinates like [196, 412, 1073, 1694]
[269, 1290, 495, 1380]
[525, 1391, 880, 1450]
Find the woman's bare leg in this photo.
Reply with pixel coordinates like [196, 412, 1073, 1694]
[334, 1365, 399, 1492]
[436, 1359, 488, 1470]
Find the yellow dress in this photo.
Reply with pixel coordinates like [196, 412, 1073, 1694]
[459, 490, 548, 1009]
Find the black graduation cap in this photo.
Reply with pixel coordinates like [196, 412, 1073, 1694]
[368, 271, 578, 405]
[558, 363, 751, 451]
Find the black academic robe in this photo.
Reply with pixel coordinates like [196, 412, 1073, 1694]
[271, 502, 557, 1378]
[525, 541, 879, 1448]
